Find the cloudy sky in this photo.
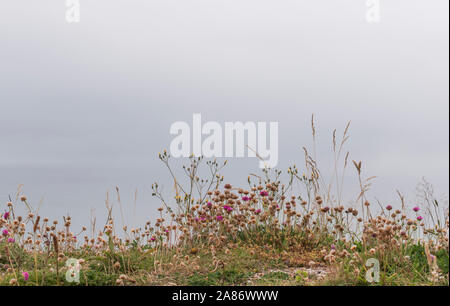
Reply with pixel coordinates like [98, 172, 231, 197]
[0, 0, 448, 227]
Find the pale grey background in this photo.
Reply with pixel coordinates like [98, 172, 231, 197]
[0, 0, 448, 228]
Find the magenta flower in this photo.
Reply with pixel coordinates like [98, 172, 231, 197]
[242, 196, 250, 202]
[223, 205, 233, 212]
[255, 209, 261, 214]
[260, 191, 268, 197]
[22, 272, 29, 281]
[216, 215, 223, 221]
[2, 229, 8, 236]
[7, 238, 15, 243]
[206, 202, 212, 208]
[150, 237, 156, 241]
[417, 216, 423, 221]
[3, 211, 9, 219]
[386, 205, 392, 211]
[413, 206, 420, 212]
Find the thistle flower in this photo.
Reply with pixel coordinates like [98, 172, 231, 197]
[2, 229, 8, 236]
[260, 191, 268, 197]
[242, 196, 250, 202]
[22, 272, 29, 281]
[3, 211, 9, 219]
[413, 206, 420, 212]
[216, 215, 223, 221]
[7, 238, 15, 243]
[417, 216, 423, 221]
[386, 205, 392, 211]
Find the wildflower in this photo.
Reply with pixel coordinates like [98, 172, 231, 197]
[242, 196, 250, 202]
[255, 209, 261, 214]
[3, 211, 9, 219]
[413, 206, 420, 212]
[22, 272, 29, 281]
[321, 206, 330, 213]
[260, 191, 268, 197]
[386, 205, 392, 211]
[216, 215, 223, 221]
[150, 237, 156, 242]
[7, 238, 15, 243]
[417, 216, 423, 221]
[2, 229, 8, 236]
[331, 244, 336, 250]
[206, 202, 212, 208]
[223, 205, 233, 212]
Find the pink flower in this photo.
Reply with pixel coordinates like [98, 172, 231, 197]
[223, 205, 233, 212]
[242, 196, 250, 202]
[7, 238, 15, 243]
[150, 237, 156, 241]
[417, 216, 423, 221]
[216, 215, 223, 221]
[386, 205, 392, 211]
[255, 209, 261, 214]
[3, 212, 9, 219]
[2, 229, 8, 236]
[22, 272, 29, 281]
[206, 202, 212, 208]
[260, 191, 268, 197]
[413, 206, 420, 212]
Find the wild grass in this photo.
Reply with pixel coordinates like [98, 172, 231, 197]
[0, 117, 448, 286]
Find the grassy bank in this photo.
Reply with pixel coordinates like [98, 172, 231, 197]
[1, 119, 448, 286]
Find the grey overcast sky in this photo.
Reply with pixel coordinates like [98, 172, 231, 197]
[0, 0, 448, 226]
